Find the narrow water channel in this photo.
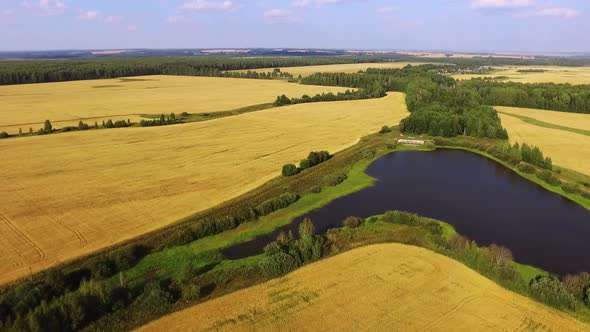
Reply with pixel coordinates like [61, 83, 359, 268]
[223, 149, 590, 275]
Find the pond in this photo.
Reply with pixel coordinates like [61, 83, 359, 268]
[223, 149, 590, 275]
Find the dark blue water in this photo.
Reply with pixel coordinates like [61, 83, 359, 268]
[223, 149, 590, 275]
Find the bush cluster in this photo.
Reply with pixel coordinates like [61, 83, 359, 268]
[282, 151, 332, 177]
[139, 113, 177, 127]
[342, 216, 363, 228]
[259, 219, 325, 278]
[254, 193, 300, 216]
[323, 173, 347, 186]
[516, 162, 536, 174]
[538, 170, 561, 186]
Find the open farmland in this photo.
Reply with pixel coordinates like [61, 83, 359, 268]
[0, 92, 407, 285]
[499, 112, 590, 175]
[138, 243, 589, 332]
[233, 62, 432, 77]
[0, 75, 348, 134]
[496, 106, 590, 133]
[454, 66, 590, 84]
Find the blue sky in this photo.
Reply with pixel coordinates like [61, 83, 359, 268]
[0, 0, 588, 52]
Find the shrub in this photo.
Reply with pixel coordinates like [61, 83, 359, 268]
[362, 149, 376, 159]
[254, 193, 299, 216]
[386, 142, 397, 149]
[483, 244, 513, 267]
[562, 183, 581, 194]
[379, 125, 392, 134]
[517, 163, 535, 174]
[309, 185, 321, 194]
[342, 216, 362, 228]
[136, 281, 174, 316]
[323, 173, 347, 186]
[0, 132, 9, 139]
[282, 164, 299, 177]
[583, 191, 590, 200]
[307, 151, 331, 167]
[90, 260, 116, 280]
[180, 112, 189, 117]
[299, 159, 311, 170]
[258, 252, 299, 278]
[538, 170, 561, 186]
[382, 210, 419, 225]
[563, 273, 590, 300]
[446, 234, 468, 253]
[529, 276, 576, 310]
[424, 221, 443, 236]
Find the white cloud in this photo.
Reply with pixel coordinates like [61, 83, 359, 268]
[104, 15, 124, 24]
[179, 0, 234, 11]
[166, 15, 186, 23]
[1, 9, 15, 16]
[530, 7, 579, 18]
[292, 0, 349, 8]
[77, 10, 99, 21]
[127, 24, 137, 31]
[377, 6, 398, 14]
[21, 0, 66, 16]
[264, 8, 298, 23]
[470, 0, 533, 9]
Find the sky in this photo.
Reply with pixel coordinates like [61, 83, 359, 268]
[0, 0, 589, 53]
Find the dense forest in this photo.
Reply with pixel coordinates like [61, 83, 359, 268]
[0, 56, 398, 85]
[301, 65, 508, 139]
[464, 79, 590, 114]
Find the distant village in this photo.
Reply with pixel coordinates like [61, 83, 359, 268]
[437, 66, 494, 75]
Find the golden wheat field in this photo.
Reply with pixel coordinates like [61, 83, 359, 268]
[233, 62, 430, 77]
[138, 244, 589, 332]
[500, 113, 590, 175]
[0, 75, 348, 134]
[0, 92, 408, 285]
[454, 65, 590, 84]
[496, 106, 590, 132]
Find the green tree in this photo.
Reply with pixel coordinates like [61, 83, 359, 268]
[43, 120, 53, 134]
[281, 164, 299, 177]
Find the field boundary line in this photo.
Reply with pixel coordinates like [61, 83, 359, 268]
[16, 191, 88, 247]
[0, 209, 47, 259]
[498, 110, 590, 137]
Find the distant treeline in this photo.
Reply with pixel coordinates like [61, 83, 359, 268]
[300, 65, 508, 139]
[0, 56, 400, 85]
[464, 79, 590, 114]
[273, 83, 386, 107]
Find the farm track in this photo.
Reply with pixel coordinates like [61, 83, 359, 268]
[0, 209, 46, 260]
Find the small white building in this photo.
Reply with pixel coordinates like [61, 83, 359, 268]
[397, 139, 425, 145]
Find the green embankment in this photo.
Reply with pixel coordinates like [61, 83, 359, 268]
[111, 142, 577, 290]
[109, 150, 382, 287]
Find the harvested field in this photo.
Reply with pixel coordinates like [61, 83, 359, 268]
[496, 106, 590, 133]
[0, 92, 408, 285]
[138, 244, 589, 332]
[233, 62, 431, 77]
[454, 65, 590, 84]
[0, 75, 347, 134]
[499, 112, 590, 175]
